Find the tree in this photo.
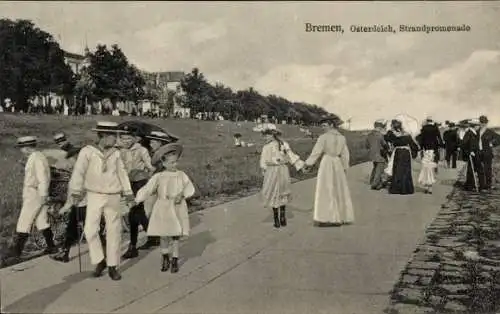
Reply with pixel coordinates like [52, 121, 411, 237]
[86, 44, 144, 109]
[178, 68, 214, 115]
[0, 19, 74, 111]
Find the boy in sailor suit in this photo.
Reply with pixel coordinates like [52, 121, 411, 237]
[9, 136, 58, 261]
[68, 121, 134, 280]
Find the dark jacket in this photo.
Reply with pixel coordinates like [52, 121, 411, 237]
[365, 129, 389, 162]
[417, 124, 443, 150]
[461, 129, 480, 157]
[443, 128, 459, 151]
[479, 128, 500, 158]
[61, 143, 82, 160]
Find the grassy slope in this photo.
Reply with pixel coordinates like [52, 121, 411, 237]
[0, 114, 369, 255]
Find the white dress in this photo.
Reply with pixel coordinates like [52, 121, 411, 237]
[418, 150, 437, 186]
[305, 129, 354, 224]
[135, 170, 195, 237]
[260, 140, 304, 208]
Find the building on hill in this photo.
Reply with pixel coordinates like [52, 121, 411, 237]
[141, 71, 190, 117]
[63, 50, 88, 75]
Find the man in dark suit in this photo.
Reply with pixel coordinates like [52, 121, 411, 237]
[478, 115, 500, 190]
[417, 117, 444, 173]
[461, 119, 483, 191]
[365, 119, 390, 190]
[443, 122, 459, 169]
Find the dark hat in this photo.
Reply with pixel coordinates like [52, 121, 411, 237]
[146, 131, 174, 143]
[151, 143, 183, 165]
[92, 121, 127, 134]
[391, 119, 402, 127]
[17, 136, 37, 147]
[448, 122, 456, 127]
[53, 132, 67, 144]
[479, 115, 488, 124]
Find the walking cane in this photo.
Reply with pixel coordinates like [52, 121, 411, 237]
[75, 204, 82, 273]
[469, 154, 480, 192]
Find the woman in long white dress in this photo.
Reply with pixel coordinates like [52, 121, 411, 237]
[304, 116, 354, 226]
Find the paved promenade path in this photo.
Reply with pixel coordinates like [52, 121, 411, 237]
[0, 161, 461, 314]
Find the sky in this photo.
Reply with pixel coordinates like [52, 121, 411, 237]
[1, 1, 500, 129]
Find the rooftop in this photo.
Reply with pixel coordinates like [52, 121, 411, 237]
[63, 51, 85, 61]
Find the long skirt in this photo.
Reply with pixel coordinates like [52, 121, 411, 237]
[389, 148, 414, 194]
[261, 164, 291, 208]
[313, 155, 354, 224]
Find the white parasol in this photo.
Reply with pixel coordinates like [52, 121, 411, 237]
[392, 114, 420, 138]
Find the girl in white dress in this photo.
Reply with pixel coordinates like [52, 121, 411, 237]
[418, 149, 437, 194]
[134, 143, 195, 273]
[304, 116, 354, 226]
[260, 124, 304, 228]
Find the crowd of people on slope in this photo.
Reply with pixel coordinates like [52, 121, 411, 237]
[365, 115, 500, 196]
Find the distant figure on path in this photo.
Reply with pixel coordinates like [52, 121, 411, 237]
[260, 124, 304, 228]
[384, 119, 419, 195]
[303, 116, 353, 226]
[365, 119, 390, 190]
[418, 150, 437, 194]
[442, 123, 459, 169]
[477, 115, 500, 190]
[8, 136, 57, 262]
[134, 143, 195, 273]
[417, 117, 443, 174]
[68, 121, 134, 280]
[461, 119, 482, 191]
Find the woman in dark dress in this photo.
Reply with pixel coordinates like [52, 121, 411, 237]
[384, 120, 419, 195]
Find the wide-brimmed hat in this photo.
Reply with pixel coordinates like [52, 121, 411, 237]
[261, 123, 282, 135]
[53, 132, 67, 144]
[374, 119, 387, 127]
[468, 118, 481, 126]
[152, 143, 183, 165]
[479, 115, 489, 124]
[17, 136, 37, 147]
[146, 131, 175, 143]
[92, 121, 127, 134]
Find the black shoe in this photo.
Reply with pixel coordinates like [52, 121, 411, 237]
[93, 260, 107, 277]
[122, 245, 138, 259]
[161, 254, 170, 272]
[273, 208, 280, 228]
[171, 257, 179, 273]
[12, 233, 29, 258]
[108, 266, 122, 281]
[279, 208, 287, 227]
[44, 246, 59, 255]
[51, 249, 70, 263]
[138, 239, 156, 250]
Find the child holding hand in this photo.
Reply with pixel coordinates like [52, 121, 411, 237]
[133, 143, 195, 273]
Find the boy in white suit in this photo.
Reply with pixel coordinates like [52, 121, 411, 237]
[68, 121, 134, 280]
[9, 136, 57, 261]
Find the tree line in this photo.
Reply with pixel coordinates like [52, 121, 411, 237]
[0, 18, 337, 124]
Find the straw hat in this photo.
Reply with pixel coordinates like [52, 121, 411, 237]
[16, 136, 37, 147]
[53, 132, 67, 144]
[261, 123, 282, 135]
[152, 143, 183, 165]
[92, 121, 127, 133]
